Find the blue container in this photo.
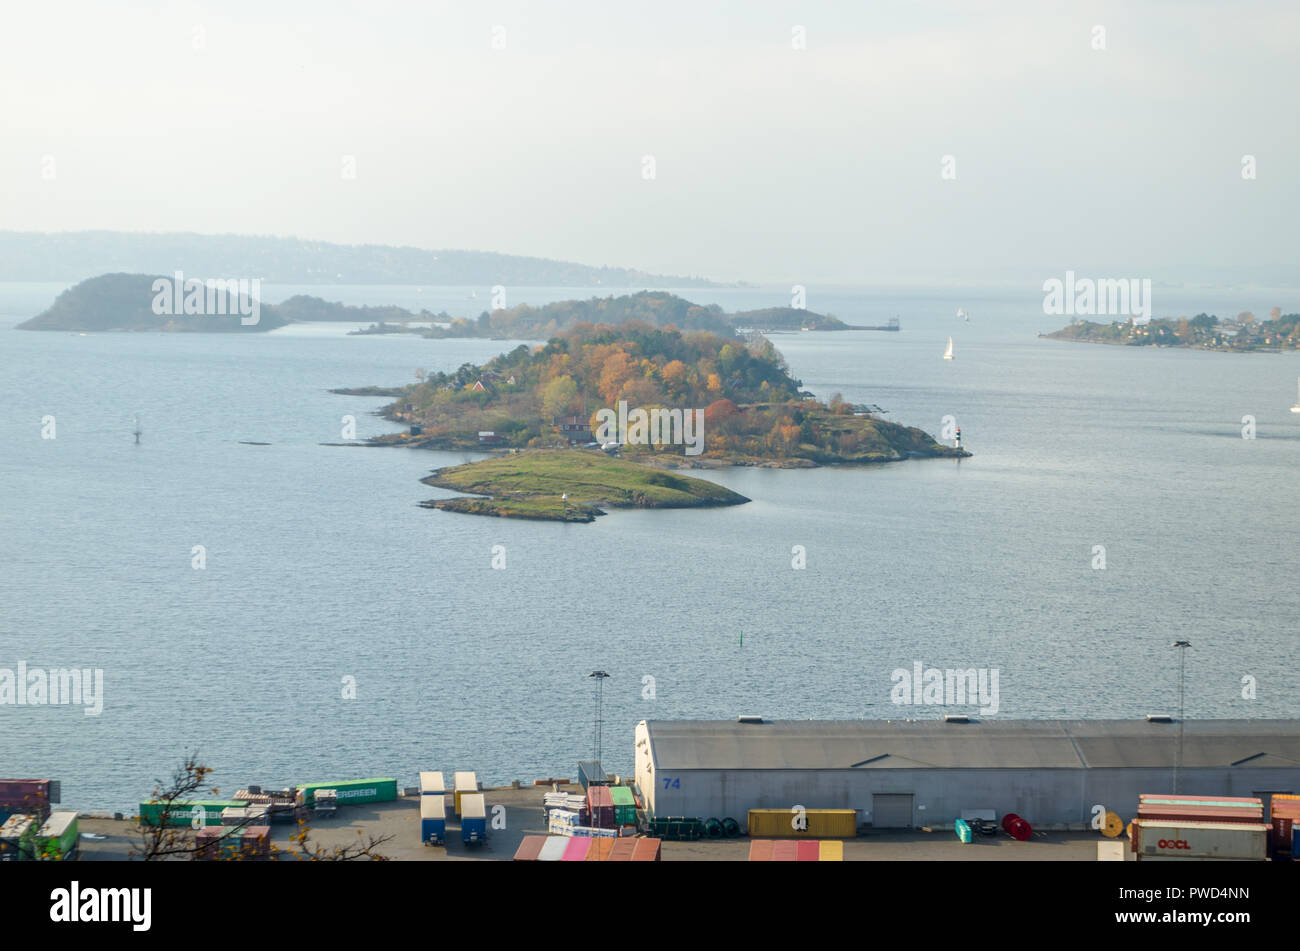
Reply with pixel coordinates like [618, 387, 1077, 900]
[461, 793, 487, 845]
[578, 762, 607, 790]
[420, 795, 446, 845]
[955, 819, 972, 843]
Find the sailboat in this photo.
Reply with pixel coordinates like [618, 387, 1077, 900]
[943, 337, 954, 360]
[133, 415, 142, 444]
[957, 308, 969, 322]
[1291, 377, 1300, 413]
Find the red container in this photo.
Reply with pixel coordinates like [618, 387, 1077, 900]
[193, 827, 227, 861]
[585, 786, 616, 829]
[631, 837, 662, 862]
[772, 840, 798, 862]
[240, 825, 271, 860]
[513, 835, 546, 861]
[0, 780, 52, 818]
[1271, 799, 1300, 820]
[748, 840, 774, 861]
[1272, 818, 1293, 854]
[1138, 804, 1264, 824]
[608, 837, 637, 861]
[796, 840, 820, 861]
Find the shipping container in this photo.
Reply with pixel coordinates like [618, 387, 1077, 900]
[1137, 803, 1264, 824]
[297, 778, 397, 808]
[608, 837, 637, 861]
[538, 836, 568, 861]
[586, 837, 615, 861]
[1132, 819, 1270, 861]
[513, 835, 546, 861]
[1140, 795, 1262, 805]
[610, 786, 637, 826]
[748, 839, 774, 862]
[0, 780, 54, 822]
[1271, 817, 1292, 854]
[631, 837, 662, 862]
[818, 840, 843, 861]
[139, 800, 246, 827]
[0, 815, 36, 861]
[772, 840, 799, 862]
[453, 772, 478, 816]
[747, 808, 857, 839]
[420, 795, 447, 845]
[586, 786, 616, 829]
[578, 761, 607, 790]
[796, 840, 820, 862]
[461, 792, 487, 845]
[562, 837, 591, 861]
[240, 825, 271, 860]
[1271, 796, 1300, 820]
[419, 772, 446, 796]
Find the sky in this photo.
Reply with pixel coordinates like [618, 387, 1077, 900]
[1, 0, 1297, 285]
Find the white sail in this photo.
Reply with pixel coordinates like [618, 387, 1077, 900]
[1291, 376, 1300, 412]
[943, 337, 954, 360]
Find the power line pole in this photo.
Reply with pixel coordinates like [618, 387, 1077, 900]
[1171, 641, 1191, 793]
[588, 671, 609, 765]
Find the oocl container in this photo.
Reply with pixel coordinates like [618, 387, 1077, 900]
[747, 808, 857, 839]
[453, 772, 478, 817]
[1132, 819, 1270, 861]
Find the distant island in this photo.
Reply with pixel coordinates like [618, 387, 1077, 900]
[16, 273, 289, 332]
[346, 318, 966, 521]
[18, 278, 898, 339]
[0, 230, 723, 286]
[350, 291, 896, 340]
[1042, 310, 1300, 351]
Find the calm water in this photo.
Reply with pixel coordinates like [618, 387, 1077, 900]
[2, 281, 1298, 812]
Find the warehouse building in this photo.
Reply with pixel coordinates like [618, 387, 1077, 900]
[633, 718, 1300, 829]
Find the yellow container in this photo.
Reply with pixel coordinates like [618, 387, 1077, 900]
[453, 771, 477, 817]
[818, 840, 843, 861]
[747, 808, 857, 839]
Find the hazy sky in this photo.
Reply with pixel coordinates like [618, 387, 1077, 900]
[2, 0, 1297, 285]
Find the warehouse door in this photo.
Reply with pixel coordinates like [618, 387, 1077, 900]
[872, 794, 914, 828]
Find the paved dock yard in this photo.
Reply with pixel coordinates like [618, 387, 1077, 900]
[72, 784, 1106, 860]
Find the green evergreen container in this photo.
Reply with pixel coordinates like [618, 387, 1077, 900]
[138, 800, 246, 827]
[297, 778, 397, 807]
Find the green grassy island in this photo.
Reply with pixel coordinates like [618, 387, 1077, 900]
[420, 450, 749, 522]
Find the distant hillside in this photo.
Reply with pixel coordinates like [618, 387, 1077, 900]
[0, 231, 722, 287]
[17, 273, 287, 332]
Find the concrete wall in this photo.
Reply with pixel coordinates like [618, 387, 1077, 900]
[640, 763, 1300, 827]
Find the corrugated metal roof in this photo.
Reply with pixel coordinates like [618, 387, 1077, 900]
[640, 720, 1300, 771]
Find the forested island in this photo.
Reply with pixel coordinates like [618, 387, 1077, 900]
[351, 291, 887, 339]
[350, 318, 966, 521]
[1042, 310, 1300, 351]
